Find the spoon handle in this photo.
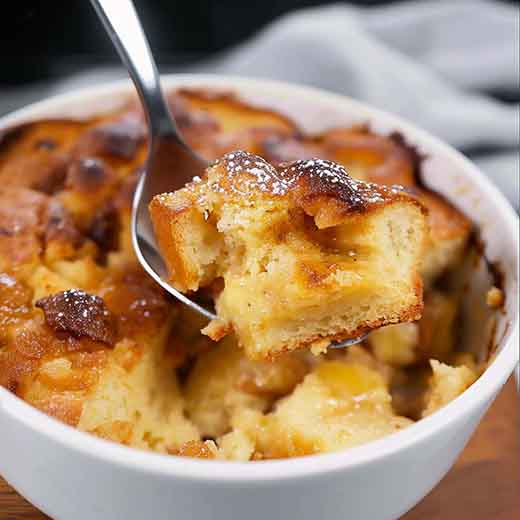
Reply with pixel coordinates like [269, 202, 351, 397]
[89, 0, 176, 138]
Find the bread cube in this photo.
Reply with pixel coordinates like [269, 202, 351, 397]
[232, 360, 412, 457]
[150, 151, 427, 360]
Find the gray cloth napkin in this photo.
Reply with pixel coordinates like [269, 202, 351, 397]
[2, 0, 518, 207]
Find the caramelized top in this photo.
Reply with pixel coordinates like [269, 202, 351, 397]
[73, 112, 146, 160]
[278, 157, 412, 209]
[35, 289, 117, 345]
[169, 150, 424, 229]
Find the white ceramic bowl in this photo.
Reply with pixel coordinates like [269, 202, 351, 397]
[0, 75, 518, 520]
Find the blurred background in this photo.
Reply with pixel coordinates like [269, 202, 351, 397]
[1, 0, 518, 207]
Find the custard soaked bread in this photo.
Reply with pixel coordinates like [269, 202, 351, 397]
[0, 87, 482, 461]
[150, 151, 428, 360]
[232, 359, 413, 458]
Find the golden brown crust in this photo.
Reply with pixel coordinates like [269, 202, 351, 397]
[174, 150, 426, 229]
[72, 113, 146, 161]
[0, 120, 85, 193]
[261, 127, 417, 188]
[417, 189, 471, 241]
[318, 128, 418, 187]
[0, 314, 108, 396]
[279, 158, 424, 227]
[98, 269, 172, 338]
[148, 193, 196, 292]
[0, 186, 85, 274]
[0, 187, 47, 269]
[175, 88, 298, 135]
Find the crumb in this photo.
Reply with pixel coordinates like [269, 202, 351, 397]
[169, 440, 218, 459]
[486, 286, 504, 308]
[310, 339, 330, 356]
[201, 319, 231, 341]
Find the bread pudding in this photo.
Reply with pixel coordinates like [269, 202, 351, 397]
[0, 88, 495, 460]
[150, 152, 427, 359]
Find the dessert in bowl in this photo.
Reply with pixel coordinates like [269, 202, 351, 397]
[0, 76, 517, 520]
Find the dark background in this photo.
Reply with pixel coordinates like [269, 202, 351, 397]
[2, 1, 392, 85]
[2, 0, 518, 101]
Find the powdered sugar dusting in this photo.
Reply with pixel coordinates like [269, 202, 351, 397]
[281, 157, 406, 208]
[216, 150, 290, 196]
[178, 150, 407, 211]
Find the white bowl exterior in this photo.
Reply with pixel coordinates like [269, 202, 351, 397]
[0, 75, 518, 520]
[0, 393, 494, 520]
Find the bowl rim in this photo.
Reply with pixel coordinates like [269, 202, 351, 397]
[0, 73, 518, 482]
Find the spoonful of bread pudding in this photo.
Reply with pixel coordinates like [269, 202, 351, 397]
[149, 152, 427, 360]
[92, 0, 427, 359]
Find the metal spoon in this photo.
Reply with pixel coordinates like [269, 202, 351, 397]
[90, 0, 366, 348]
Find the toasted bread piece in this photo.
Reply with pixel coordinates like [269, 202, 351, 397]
[150, 151, 427, 360]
